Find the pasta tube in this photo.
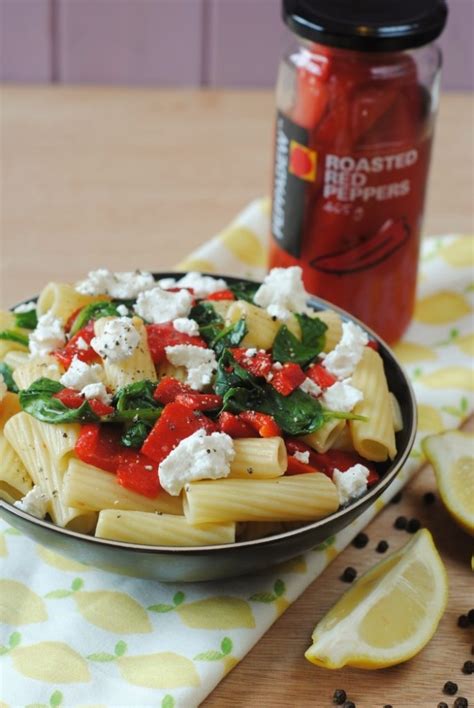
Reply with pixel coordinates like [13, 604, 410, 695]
[0, 434, 33, 504]
[350, 347, 397, 461]
[13, 355, 63, 390]
[389, 392, 404, 432]
[229, 437, 287, 478]
[37, 282, 108, 323]
[302, 418, 346, 454]
[225, 300, 300, 349]
[3, 350, 30, 369]
[184, 473, 339, 524]
[63, 458, 183, 516]
[94, 316, 157, 391]
[96, 511, 235, 546]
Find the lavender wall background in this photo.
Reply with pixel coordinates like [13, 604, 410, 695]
[0, 0, 472, 90]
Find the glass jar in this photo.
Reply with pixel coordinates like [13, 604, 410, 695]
[269, 0, 448, 343]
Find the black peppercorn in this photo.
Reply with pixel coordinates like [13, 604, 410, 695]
[341, 567, 357, 583]
[390, 491, 403, 503]
[438, 703, 448, 708]
[407, 518, 421, 533]
[462, 660, 474, 674]
[352, 533, 369, 549]
[376, 540, 389, 553]
[394, 515, 408, 530]
[423, 491, 436, 505]
[443, 680, 458, 695]
[332, 689, 347, 705]
[458, 614, 469, 628]
[454, 698, 468, 708]
[343, 702, 355, 708]
[383, 705, 393, 708]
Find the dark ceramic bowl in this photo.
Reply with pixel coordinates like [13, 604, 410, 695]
[0, 273, 417, 581]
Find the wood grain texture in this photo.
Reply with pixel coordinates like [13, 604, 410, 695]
[0, 87, 473, 706]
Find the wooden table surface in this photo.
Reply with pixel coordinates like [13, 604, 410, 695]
[1, 87, 473, 708]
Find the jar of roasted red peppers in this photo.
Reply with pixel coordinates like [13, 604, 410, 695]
[270, 0, 448, 343]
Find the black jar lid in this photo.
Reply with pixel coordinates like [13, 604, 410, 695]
[283, 0, 448, 52]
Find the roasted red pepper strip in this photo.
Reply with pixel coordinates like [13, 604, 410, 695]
[146, 323, 207, 365]
[53, 388, 114, 417]
[175, 392, 222, 411]
[75, 424, 124, 473]
[271, 362, 306, 396]
[286, 455, 317, 475]
[54, 321, 100, 368]
[154, 376, 193, 404]
[239, 411, 281, 438]
[141, 401, 216, 463]
[217, 411, 258, 439]
[231, 348, 273, 379]
[64, 307, 82, 333]
[287, 443, 379, 486]
[366, 339, 379, 351]
[306, 363, 337, 389]
[206, 289, 236, 302]
[116, 451, 161, 498]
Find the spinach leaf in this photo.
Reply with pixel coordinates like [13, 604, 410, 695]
[0, 363, 18, 393]
[215, 351, 325, 435]
[14, 310, 38, 330]
[19, 378, 102, 424]
[228, 280, 260, 303]
[0, 330, 29, 348]
[113, 380, 161, 447]
[70, 301, 122, 335]
[189, 302, 224, 345]
[112, 380, 161, 423]
[272, 315, 327, 368]
[121, 420, 153, 448]
[211, 318, 247, 357]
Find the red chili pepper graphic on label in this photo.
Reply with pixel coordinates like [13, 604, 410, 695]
[310, 218, 410, 275]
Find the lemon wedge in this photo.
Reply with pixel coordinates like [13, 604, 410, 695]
[422, 430, 474, 536]
[305, 529, 448, 669]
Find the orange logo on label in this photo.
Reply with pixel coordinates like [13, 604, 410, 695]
[289, 142, 317, 182]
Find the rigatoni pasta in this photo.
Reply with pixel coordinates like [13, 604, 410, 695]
[2, 266, 403, 547]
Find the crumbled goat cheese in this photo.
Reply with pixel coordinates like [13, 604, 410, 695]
[116, 304, 129, 316]
[333, 464, 370, 505]
[299, 377, 322, 398]
[91, 317, 140, 362]
[253, 266, 311, 320]
[134, 286, 193, 324]
[81, 382, 112, 405]
[159, 430, 235, 496]
[245, 348, 258, 357]
[323, 321, 368, 379]
[321, 380, 363, 413]
[0, 373, 7, 402]
[293, 450, 310, 464]
[29, 312, 66, 358]
[75, 336, 89, 351]
[13, 301, 36, 313]
[161, 272, 228, 299]
[14, 485, 49, 519]
[165, 344, 217, 391]
[173, 317, 200, 336]
[76, 269, 155, 299]
[273, 361, 283, 370]
[60, 356, 104, 390]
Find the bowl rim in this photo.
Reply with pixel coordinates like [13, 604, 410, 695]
[1, 270, 417, 555]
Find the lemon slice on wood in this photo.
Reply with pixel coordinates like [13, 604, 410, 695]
[422, 430, 474, 536]
[305, 529, 448, 669]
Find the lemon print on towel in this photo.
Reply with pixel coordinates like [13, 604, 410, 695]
[37, 545, 91, 573]
[4, 634, 90, 683]
[418, 366, 474, 391]
[249, 579, 289, 617]
[87, 641, 199, 689]
[0, 580, 47, 625]
[219, 226, 266, 267]
[148, 591, 255, 629]
[392, 342, 437, 364]
[439, 237, 474, 267]
[414, 291, 471, 324]
[45, 578, 151, 633]
[417, 404, 445, 434]
[272, 555, 307, 574]
[194, 636, 239, 676]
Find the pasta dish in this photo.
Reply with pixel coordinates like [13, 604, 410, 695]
[0, 268, 402, 547]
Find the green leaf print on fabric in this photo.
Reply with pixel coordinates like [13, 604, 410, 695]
[148, 591, 186, 614]
[249, 580, 286, 604]
[313, 535, 336, 551]
[161, 696, 175, 708]
[0, 632, 21, 656]
[87, 641, 129, 663]
[44, 577, 83, 599]
[442, 395, 469, 418]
